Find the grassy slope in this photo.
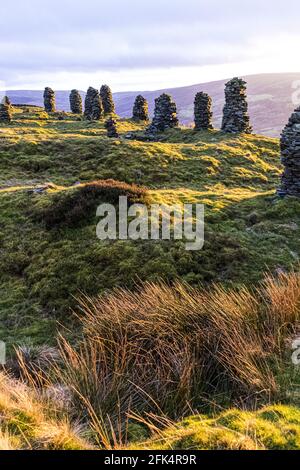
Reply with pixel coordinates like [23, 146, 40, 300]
[0, 369, 299, 450]
[1, 107, 300, 450]
[1, 107, 300, 347]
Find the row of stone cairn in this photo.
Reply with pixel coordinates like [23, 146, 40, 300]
[42, 85, 118, 137]
[42, 85, 116, 119]
[1, 80, 299, 197]
[0, 78, 252, 133]
[146, 77, 252, 136]
[43, 86, 149, 123]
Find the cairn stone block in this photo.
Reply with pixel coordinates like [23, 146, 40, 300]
[69, 90, 82, 114]
[132, 95, 149, 121]
[43, 87, 55, 113]
[221, 78, 252, 134]
[84, 87, 98, 120]
[91, 93, 104, 120]
[194, 92, 213, 130]
[100, 85, 115, 114]
[0, 96, 12, 122]
[147, 93, 178, 134]
[278, 106, 300, 197]
[2, 96, 11, 106]
[105, 117, 119, 138]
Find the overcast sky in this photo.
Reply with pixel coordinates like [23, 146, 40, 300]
[1, 0, 300, 91]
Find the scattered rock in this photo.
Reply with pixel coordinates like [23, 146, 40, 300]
[278, 222, 298, 231]
[290, 251, 299, 260]
[274, 266, 287, 277]
[247, 211, 260, 226]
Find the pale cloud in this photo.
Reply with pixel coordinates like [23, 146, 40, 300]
[1, 0, 300, 90]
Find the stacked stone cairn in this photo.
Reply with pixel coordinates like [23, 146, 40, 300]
[69, 90, 82, 114]
[132, 95, 149, 121]
[0, 96, 12, 122]
[91, 93, 104, 120]
[221, 78, 252, 133]
[100, 85, 115, 114]
[147, 93, 178, 134]
[105, 117, 119, 138]
[43, 87, 56, 113]
[194, 92, 213, 130]
[84, 87, 98, 120]
[2, 96, 11, 106]
[278, 106, 300, 197]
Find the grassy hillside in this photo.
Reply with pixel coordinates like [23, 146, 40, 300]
[0, 106, 300, 450]
[1, 106, 299, 348]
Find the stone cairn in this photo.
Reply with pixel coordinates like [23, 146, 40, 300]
[2, 96, 11, 106]
[69, 89, 82, 114]
[0, 96, 12, 122]
[91, 93, 104, 120]
[132, 95, 149, 121]
[43, 87, 56, 113]
[221, 78, 252, 133]
[84, 87, 98, 120]
[105, 117, 119, 138]
[278, 106, 300, 197]
[194, 92, 213, 130]
[147, 93, 178, 134]
[100, 85, 115, 114]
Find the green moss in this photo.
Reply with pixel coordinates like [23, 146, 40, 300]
[131, 405, 300, 450]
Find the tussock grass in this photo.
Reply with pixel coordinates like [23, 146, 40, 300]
[5, 271, 298, 449]
[0, 372, 91, 449]
[52, 272, 300, 429]
[1, 272, 299, 449]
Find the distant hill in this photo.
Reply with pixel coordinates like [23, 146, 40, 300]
[7, 73, 300, 137]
